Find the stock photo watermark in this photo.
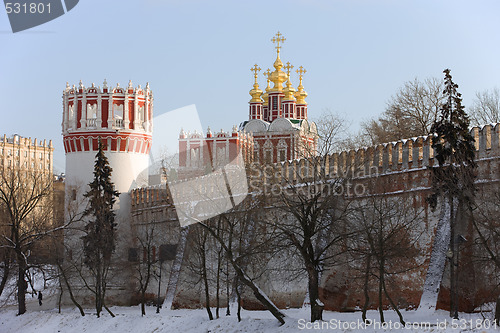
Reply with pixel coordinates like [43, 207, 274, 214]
[3, 0, 79, 32]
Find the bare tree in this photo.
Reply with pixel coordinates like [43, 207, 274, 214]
[0, 167, 54, 315]
[185, 224, 214, 320]
[469, 88, 500, 126]
[192, 194, 287, 325]
[134, 222, 159, 316]
[0, 219, 12, 299]
[471, 187, 500, 323]
[349, 192, 423, 325]
[264, 110, 355, 322]
[271, 157, 351, 322]
[313, 111, 348, 154]
[362, 77, 444, 145]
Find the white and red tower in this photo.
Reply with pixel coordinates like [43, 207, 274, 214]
[61, 79, 153, 303]
[62, 79, 152, 191]
[62, 79, 153, 225]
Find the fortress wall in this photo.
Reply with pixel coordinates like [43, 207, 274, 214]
[128, 124, 500, 310]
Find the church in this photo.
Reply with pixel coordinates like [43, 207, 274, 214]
[178, 32, 318, 178]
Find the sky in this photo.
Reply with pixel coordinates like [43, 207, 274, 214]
[1, 0, 500, 173]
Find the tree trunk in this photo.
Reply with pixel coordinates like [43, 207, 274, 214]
[233, 260, 286, 324]
[449, 195, 455, 318]
[58, 279, 63, 313]
[495, 296, 500, 325]
[378, 264, 385, 323]
[382, 277, 405, 325]
[0, 255, 10, 298]
[58, 262, 85, 316]
[307, 264, 324, 322]
[199, 222, 286, 325]
[141, 291, 146, 316]
[235, 280, 242, 322]
[216, 249, 221, 319]
[225, 258, 230, 316]
[104, 304, 115, 317]
[96, 262, 102, 317]
[362, 254, 371, 322]
[17, 254, 27, 315]
[201, 250, 213, 320]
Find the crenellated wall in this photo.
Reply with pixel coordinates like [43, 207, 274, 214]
[268, 123, 500, 183]
[127, 123, 500, 311]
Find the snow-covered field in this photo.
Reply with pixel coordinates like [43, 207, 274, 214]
[0, 268, 498, 332]
[1, 298, 499, 333]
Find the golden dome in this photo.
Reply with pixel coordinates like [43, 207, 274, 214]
[295, 66, 308, 105]
[249, 64, 263, 103]
[283, 62, 296, 101]
[269, 31, 288, 92]
[262, 68, 271, 106]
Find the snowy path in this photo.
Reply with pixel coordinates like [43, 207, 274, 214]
[1, 305, 498, 333]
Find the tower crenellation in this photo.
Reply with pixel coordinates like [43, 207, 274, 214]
[62, 79, 153, 200]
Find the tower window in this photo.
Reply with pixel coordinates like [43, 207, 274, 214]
[272, 96, 278, 110]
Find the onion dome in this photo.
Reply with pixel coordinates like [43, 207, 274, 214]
[295, 66, 308, 104]
[249, 64, 263, 103]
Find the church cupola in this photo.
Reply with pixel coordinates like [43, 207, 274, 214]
[249, 64, 263, 120]
[295, 66, 308, 120]
[282, 61, 296, 119]
[262, 68, 271, 122]
[267, 31, 287, 122]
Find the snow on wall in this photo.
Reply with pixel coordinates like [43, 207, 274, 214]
[164, 226, 189, 310]
[417, 198, 451, 313]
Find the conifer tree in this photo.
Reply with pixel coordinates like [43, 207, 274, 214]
[428, 69, 476, 318]
[82, 139, 119, 317]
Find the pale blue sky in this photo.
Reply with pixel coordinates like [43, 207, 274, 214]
[1, 0, 499, 173]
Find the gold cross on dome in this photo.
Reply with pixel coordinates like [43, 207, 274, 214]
[251, 64, 261, 77]
[296, 66, 307, 78]
[263, 68, 271, 78]
[271, 31, 286, 52]
[284, 62, 294, 76]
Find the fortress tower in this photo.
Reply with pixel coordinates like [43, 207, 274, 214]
[61, 80, 153, 303]
[62, 79, 153, 200]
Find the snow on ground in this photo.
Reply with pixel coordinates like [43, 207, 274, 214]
[1, 299, 499, 333]
[1, 267, 498, 332]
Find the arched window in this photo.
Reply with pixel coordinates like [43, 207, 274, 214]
[264, 140, 273, 163]
[138, 105, 145, 127]
[253, 142, 260, 163]
[113, 104, 124, 127]
[87, 103, 98, 127]
[277, 139, 288, 162]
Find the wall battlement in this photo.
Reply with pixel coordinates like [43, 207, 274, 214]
[273, 123, 500, 182]
[132, 123, 500, 208]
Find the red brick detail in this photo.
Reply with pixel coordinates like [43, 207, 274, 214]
[63, 132, 152, 154]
